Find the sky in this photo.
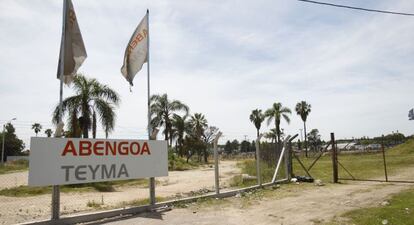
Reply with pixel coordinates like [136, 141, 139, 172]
[1, 0, 414, 147]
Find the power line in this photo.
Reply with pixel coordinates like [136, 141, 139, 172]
[298, 0, 414, 16]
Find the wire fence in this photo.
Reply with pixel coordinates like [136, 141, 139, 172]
[2, 132, 413, 224]
[0, 163, 51, 224]
[0, 139, 291, 225]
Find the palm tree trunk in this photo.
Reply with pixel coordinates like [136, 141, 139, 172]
[256, 129, 260, 160]
[304, 121, 308, 157]
[203, 148, 208, 163]
[83, 127, 89, 138]
[275, 120, 280, 144]
[92, 111, 97, 139]
[164, 129, 168, 142]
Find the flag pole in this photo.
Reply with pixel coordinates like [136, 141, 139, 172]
[52, 0, 66, 220]
[58, 0, 66, 122]
[146, 9, 156, 206]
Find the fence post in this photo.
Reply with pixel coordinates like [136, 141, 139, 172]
[149, 178, 156, 205]
[255, 134, 263, 187]
[381, 135, 389, 182]
[213, 132, 222, 195]
[51, 185, 60, 220]
[331, 133, 338, 183]
[285, 141, 293, 180]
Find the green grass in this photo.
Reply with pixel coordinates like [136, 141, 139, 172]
[293, 139, 414, 182]
[0, 155, 198, 197]
[232, 138, 414, 186]
[0, 185, 51, 197]
[389, 139, 414, 155]
[293, 155, 336, 182]
[117, 196, 167, 208]
[0, 179, 151, 197]
[169, 157, 201, 171]
[168, 153, 202, 171]
[86, 200, 104, 208]
[294, 153, 414, 182]
[0, 159, 29, 174]
[230, 159, 285, 187]
[329, 188, 414, 225]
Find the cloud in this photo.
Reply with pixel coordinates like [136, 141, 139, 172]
[0, 0, 413, 147]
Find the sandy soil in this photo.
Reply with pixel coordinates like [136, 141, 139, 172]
[101, 170, 414, 225]
[0, 171, 28, 189]
[0, 161, 241, 225]
[2, 162, 414, 225]
[101, 183, 414, 225]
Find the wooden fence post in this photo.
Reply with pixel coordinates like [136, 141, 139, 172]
[213, 132, 222, 195]
[381, 135, 389, 182]
[285, 141, 293, 180]
[331, 133, 338, 183]
[255, 134, 263, 187]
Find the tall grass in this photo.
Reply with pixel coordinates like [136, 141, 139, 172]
[0, 159, 29, 174]
[230, 159, 286, 187]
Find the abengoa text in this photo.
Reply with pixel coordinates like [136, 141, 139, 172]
[60, 140, 151, 182]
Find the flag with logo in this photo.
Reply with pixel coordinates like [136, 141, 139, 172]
[57, 0, 87, 85]
[121, 11, 149, 86]
[409, 108, 414, 120]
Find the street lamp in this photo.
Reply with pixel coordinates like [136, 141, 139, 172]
[1, 118, 17, 164]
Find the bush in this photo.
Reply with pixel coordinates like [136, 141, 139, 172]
[168, 150, 199, 171]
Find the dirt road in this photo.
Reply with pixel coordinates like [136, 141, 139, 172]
[0, 161, 241, 225]
[103, 181, 414, 225]
[2, 162, 414, 225]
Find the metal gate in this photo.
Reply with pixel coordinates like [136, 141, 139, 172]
[332, 134, 414, 184]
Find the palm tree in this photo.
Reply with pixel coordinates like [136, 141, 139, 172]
[249, 109, 265, 140]
[264, 128, 278, 143]
[189, 113, 208, 162]
[307, 128, 321, 152]
[150, 93, 189, 145]
[265, 102, 291, 144]
[189, 113, 208, 139]
[32, 123, 42, 137]
[295, 101, 311, 157]
[171, 114, 190, 157]
[52, 74, 120, 138]
[44, 129, 53, 137]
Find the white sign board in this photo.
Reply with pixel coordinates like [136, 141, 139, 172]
[29, 137, 168, 186]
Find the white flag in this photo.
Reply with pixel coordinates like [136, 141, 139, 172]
[57, 0, 87, 85]
[121, 11, 149, 86]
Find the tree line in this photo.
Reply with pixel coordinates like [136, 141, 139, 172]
[47, 75, 219, 163]
[3, 74, 412, 161]
[249, 101, 313, 156]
